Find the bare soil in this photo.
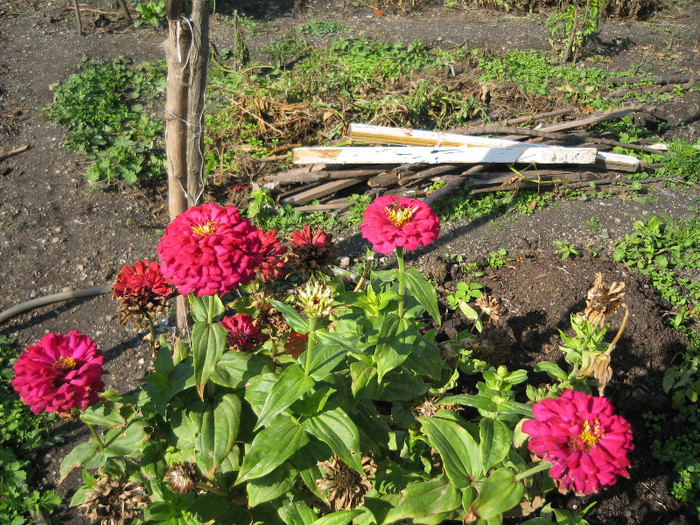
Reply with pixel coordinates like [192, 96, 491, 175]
[1, 1, 699, 524]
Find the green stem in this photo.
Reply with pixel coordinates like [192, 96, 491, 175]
[195, 481, 227, 497]
[515, 461, 552, 482]
[87, 422, 105, 449]
[396, 246, 405, 318]
[304, 316, 317, 376]
[147, 315, 157, 358]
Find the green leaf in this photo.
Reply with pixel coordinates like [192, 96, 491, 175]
[255, 364, 316, 430]
[59, 441, 100, 481]
[350, 361, 379, 400]
[236, 419, 309, 483]
[210, 352, 272, 389]
[374, 315, 415, 382]
[189, 294, 225, 323]
[269, 298, 308, 334]
[533, 361, 568, 382]
[403, 268, 441, 323]
[102, 419, 150, 458]
[419, 416, 483, 486]
[192, 321, 227, 398]
[471, 468, 525, 520]
[383, 476, 461, 523]
[308, 332, 353, 380]
[80, 403, 127, 428]
[479, 419, 511, 472]
[439, 394, 497, 413]
[195, 393, 241, 474]
[246, 461, 298, 507]
[309, 510, 363, 525]
[302, 407, 363, 474]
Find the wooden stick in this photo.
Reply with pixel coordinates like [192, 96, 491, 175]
[280, 179, 365, 205]
[0, 144, 29, 162]
[73, 0, 83, 35]
[607, 75, 695, 86]
[398, 164, 462, 186]
[423, 165, 485, 206]
[504, 107, 574, 125]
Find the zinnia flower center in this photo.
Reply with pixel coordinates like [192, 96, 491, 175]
[570, 419, 605, 452]
[54, 356, 77, 371]
[191, 221, 218, 237]
[384, 204, 416, 228]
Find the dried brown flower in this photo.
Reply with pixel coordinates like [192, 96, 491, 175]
[78, 474, 148, 525]
[415, 396, 457, 418]
[285, 225, 337, 277]
[165, 462, 199, 494]
[316, 454, 377, 511]
[475, 294, 503, 323]
[584, 273, 625, 326]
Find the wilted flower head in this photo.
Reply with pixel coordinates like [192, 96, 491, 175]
[297, 279, 335, 318]
[78, 474, 148, 525]
[156, 203, 264, 297]
[584, 273, 625, 325]
[523, 389, 633, 495]
[360, 195, 440, 254]
[317, 454, 377, 511]
[165, 462, 199, 494]
[286, 225, 337, 276]
[220, 313, 266, 352]
[256, 228, 287, 282]
[12, 331, 107, 414]
[113, 259, 174, 325]
[475, 294, 503, 323]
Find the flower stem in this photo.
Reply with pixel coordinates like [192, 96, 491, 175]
[515, 461, 552, 482]
[396, 246, 405, 318]
[196, 481, 227, 497]
[86, 422, 105, 449]
[147, 315, 157, 358]
[304, 316, 317, 376]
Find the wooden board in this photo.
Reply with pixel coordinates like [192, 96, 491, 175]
[348, 123, 639, 172]
[292, 145, 598, 166]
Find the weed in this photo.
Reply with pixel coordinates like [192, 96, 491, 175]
[0, 336, 61, 523]
[486, 249, 510, 269]
[657, 140, 700, 184]
[554, 240, 579, 260]
[296, 19, 347, 36]
[345, 194, 373, 226]
[546, 0, 605, 64]
[134, 0, 166, 27]
[585, 217, 601, 232]
[45, 57, 166, 184]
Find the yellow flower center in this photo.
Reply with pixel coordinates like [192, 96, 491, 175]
[570, 419, 605, 452]
[54, 357, 77, 371]
[191, 221, 217, 237]
[384, 204, 416, 228]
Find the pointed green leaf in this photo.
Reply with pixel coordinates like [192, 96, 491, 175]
[102, 419, 150, 458]
[310, 510, 363, 525]
[479, 419, 511, 472]
[60, 441, 99, 481]
[403, 268, 440, 323]
[211, 352, 272, 389]
[269, 298, 308, 334]
[439, 394, 497, 413]
[383, 476, 461, 523]
[533, 361, 568, 382]
[192, 321, 227, 398]
[236, 419, 309, 483]
[419, 416, 483, 486]
[302, 407, 363, 475]
[374, 315, 415, 382]
[255, 364, 315, 430]
[246, 461, 298, 507]
[350, 361, 379, 400]
[472, 468, 525, 520]
[189, 294, 225, 323]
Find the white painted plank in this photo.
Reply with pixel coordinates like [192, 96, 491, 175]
[292, 145, 597, 165]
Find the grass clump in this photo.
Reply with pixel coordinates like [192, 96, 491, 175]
[0, 335, 61, 524]
[45, 57, 166, 184]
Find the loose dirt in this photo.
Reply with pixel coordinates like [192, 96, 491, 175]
[1, 1, 699, 523]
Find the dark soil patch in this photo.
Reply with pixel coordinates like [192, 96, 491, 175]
[1, 0, 699, 524]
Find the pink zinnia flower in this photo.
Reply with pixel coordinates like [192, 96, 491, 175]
[522, 389, 634, 495]
[113, 259, 174, 324]
[360, 195, 440, 254]
[220, 314, 266, 352]
[157, 203, 264, 297]
[12, 331, 107, 414]
[256, 229, 287, 283]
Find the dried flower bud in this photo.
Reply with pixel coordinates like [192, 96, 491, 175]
[165, 462, 199, 494]
[78, 474, 148, 525]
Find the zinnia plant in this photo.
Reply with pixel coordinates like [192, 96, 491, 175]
[523, 389, 634, 495]
[12, 331, 107, 414]
[43, 200, 634, 524]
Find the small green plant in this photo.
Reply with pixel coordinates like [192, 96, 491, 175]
[487, 249, 510, 269]
[45, 57, 166, 184]
[296, 19, 347, 37]
[585, 217, 601, 232]
[134, 0, 166, 27]
[554, 240, 579, 260]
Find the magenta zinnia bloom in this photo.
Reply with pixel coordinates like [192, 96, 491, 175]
[12, 331, 107, 414]
[113, 259, 174, 324]
[360, 196, 440, 254]
[157, 203, 264, 297]
[256, 229, 287, 283]
[220, 314, 266, 352]
[523, 389, 633, 495]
